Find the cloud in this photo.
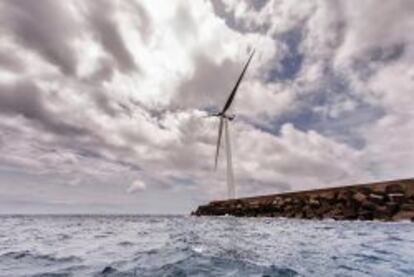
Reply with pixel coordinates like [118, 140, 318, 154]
[0, 80, 88, 136]
[175, 54, 241, 110]
[86, 0, 140, 73]
[127, 180, 147, 193]
[0, 0, 80, 75]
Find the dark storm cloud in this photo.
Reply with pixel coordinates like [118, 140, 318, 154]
[87, 1, 139, 73]
[0, 81, 87, 136]
[175, 54, 242, 111]
[0, 0, 79, 75]
[0, 51, 24, 72]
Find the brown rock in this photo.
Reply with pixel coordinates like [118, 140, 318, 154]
[353, 192, 367, 203]
[330, 203, 345, 217]
[272, 197, 282, 206]
[318, 191, 336, 200]
[343, 206, 358, 219]
[361, 200, 377, 211]
[315, 200, 331, 215]
[387, 193, 405, 203]
[294, 212, 303, 219]
[337, 190, 352, 202]
[386, 202, 400, 215]
[400, 203, 414, 211]
[309, 198, 320, 207]
[358, 210, 374, 220]
[358, 187, 372, 195]
[373, 206, 393, 220]
[368, 193, 385, 204]
[392, 211, 414, 221]
[386, 183, 404, 194]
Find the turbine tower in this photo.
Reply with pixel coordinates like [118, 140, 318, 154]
[207, 50, 255, 199]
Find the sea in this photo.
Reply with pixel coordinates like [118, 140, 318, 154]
[0, 215, 413, 277]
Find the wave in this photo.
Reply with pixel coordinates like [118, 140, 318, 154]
[0, 215, 413, 276]
[0, 250, 82, 264]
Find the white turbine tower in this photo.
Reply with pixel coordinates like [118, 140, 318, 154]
[207, 50, 255, 199]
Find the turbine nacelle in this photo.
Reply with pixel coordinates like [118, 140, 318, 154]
[223, 114, 235, 121]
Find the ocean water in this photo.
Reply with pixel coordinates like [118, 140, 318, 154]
[0, 216, 413, 277]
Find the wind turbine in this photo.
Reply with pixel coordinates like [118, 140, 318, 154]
[206, 50, 255, 199]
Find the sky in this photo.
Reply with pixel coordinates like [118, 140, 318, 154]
[0, 0, 413, 214]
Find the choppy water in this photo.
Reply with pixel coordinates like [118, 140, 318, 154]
[0, 216, 413, 276]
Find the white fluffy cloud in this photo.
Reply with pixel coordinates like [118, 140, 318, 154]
[127, 180, 147, 193]
[0, 0, 413, 213]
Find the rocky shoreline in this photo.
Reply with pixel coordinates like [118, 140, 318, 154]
[193, 179, 414, 221]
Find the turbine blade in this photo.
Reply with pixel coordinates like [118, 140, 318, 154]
[202, 113, 220, 118]
[221, 50, 255, 114]
[214, 117, 224, 170]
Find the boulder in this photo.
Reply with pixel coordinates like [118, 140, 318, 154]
[358, 186, 372, 195]
[329, 203, 345, 218]
[386, 202, 400, 215]
[392, 210, 414, 221]
[337, 190, 353, 202]
[368, 193, 385, 204]
[309, 198, 320, 207]
[315, 200, 331, 216]
[400, 203, 414, 211]
[386, 183, 405, 194]
[343, 206, 358, 219]
[358, 210, 374, 220]
[294, 211, 304, 219]
[387, 193, 405, 203]
[272, 197, 283, 206]
[352, 192, 367, 203]
[319, 191, 336, 202]
[373, 206, 393, 220]
[361, 200, 377, 211]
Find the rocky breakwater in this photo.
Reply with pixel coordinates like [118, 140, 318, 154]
[193, 179, 414, 221]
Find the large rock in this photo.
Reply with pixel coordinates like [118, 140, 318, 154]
[343, 205, 358, 219]
[337, 190, 353, 202]
[368, 193, 386, 204]
[353, 192, 367, 203]
[387, 193, 405, 203]
[386, 183, 405, 194]
[400, 203, 414, 211]
[361, 200, 377, 211]
[308, 197, 320, 208]
[373, 205, 393, 220]
[392, 211, 414, 221]
[358, 210, 374, 220]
